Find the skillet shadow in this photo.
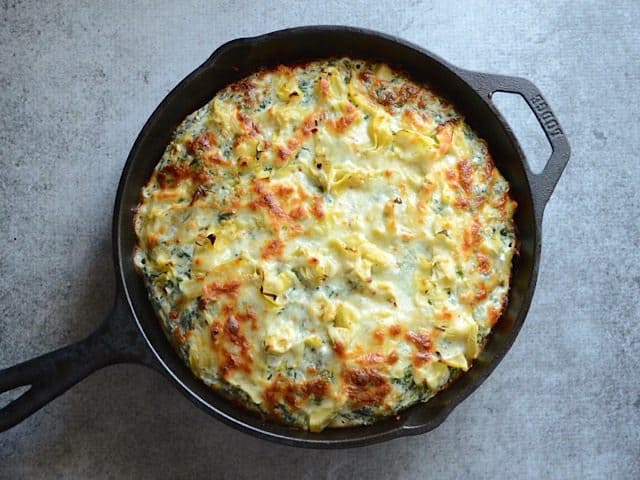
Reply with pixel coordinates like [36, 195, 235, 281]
[2, 235, 502, 479]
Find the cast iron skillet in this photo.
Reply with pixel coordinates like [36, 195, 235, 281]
[0, 26, 570, 448]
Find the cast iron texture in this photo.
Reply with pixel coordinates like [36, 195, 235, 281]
[0, 26, 570, 448]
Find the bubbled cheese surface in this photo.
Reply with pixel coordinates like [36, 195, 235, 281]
[133, 58, 517, 431]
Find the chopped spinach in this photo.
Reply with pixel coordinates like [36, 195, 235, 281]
[218, 212, 235, 223]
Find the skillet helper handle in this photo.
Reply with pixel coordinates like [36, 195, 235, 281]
[0, 294, 157, 432]
[461, 70, 571, 221]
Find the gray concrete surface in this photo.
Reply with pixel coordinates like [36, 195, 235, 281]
[1, 1, 638, 478]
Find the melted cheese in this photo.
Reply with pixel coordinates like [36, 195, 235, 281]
[133, 58, 517, 431]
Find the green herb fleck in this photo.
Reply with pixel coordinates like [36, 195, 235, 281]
[218, 212, 235, 223]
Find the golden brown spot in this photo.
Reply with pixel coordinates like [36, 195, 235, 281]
[205, 152, 229, 166]
[328, 103, 359, 133]
[156, 162, 209, 189]
[332, 340, 346, 358]
[398, 83, 420, 104]
[215, 306, 254, 378]
[311, 196, 325, 219]
[261, 238, 285, 259]
[146, 234, 159, 249]
[388, 324, 402, 337]
[373, 329, 385, 344]
[210, 322, 221, 341]
[487, 306, 503, 327]
[463, 219, 482, 253]
[387, 351, 399, 365]
[204, 280, 241, 299]
[172, 327, 186, 344]
[276, 145, 292, 162]
[237, 111, 261, 135]
[406, 108, 432, 128]
[455, 196, 471, 210]
[276, 65, 294, 77]
[220, 352, 242, 378]
[186, 131, 217, 154]
[457, 159, 474, 193]
[484, 157, 495, 177]
[264, 376, 298, 409]
[412, 351, 431, 367]
[343, 368, 391, 405]
[296, 184, 310, 201]
[436, 122, 454, 155]
[405, 330, 432, 352]
[229, 78, 256, 108]
[330, 112, 357, 132]
[301, 378, 329, 398]
[437, 307, 454, 322]
[264, 375, 330, 412]
[155, 191, 180, 200]
[417, 180, 435, 213]
[358, 69, 373, 83]
[475, 286, 489, 303]
[235, 307, 258, 330]
[226, 314, 240, 335]
[301, 112, 321, 137]
[289, 206, 308, 220]
[224, 315, 249, 357]
[497, 192, 512, 213]
[275, 185, 295, 198]
[287, 138, 300, 151]
[356, 352, 385, 365]
[319, 78, 330, 97]
[372, 82, 420, 108]
[197, 296, 210, 310]
[250, 181, 289, 220]
[287, 223, 305, 236]
[477, 252, 491, 274]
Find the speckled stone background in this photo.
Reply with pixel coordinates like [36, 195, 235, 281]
[1, 1, 638, 478]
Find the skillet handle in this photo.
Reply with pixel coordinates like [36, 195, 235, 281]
[460, 70, 571, 221]
[0, 294, 158, 432]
